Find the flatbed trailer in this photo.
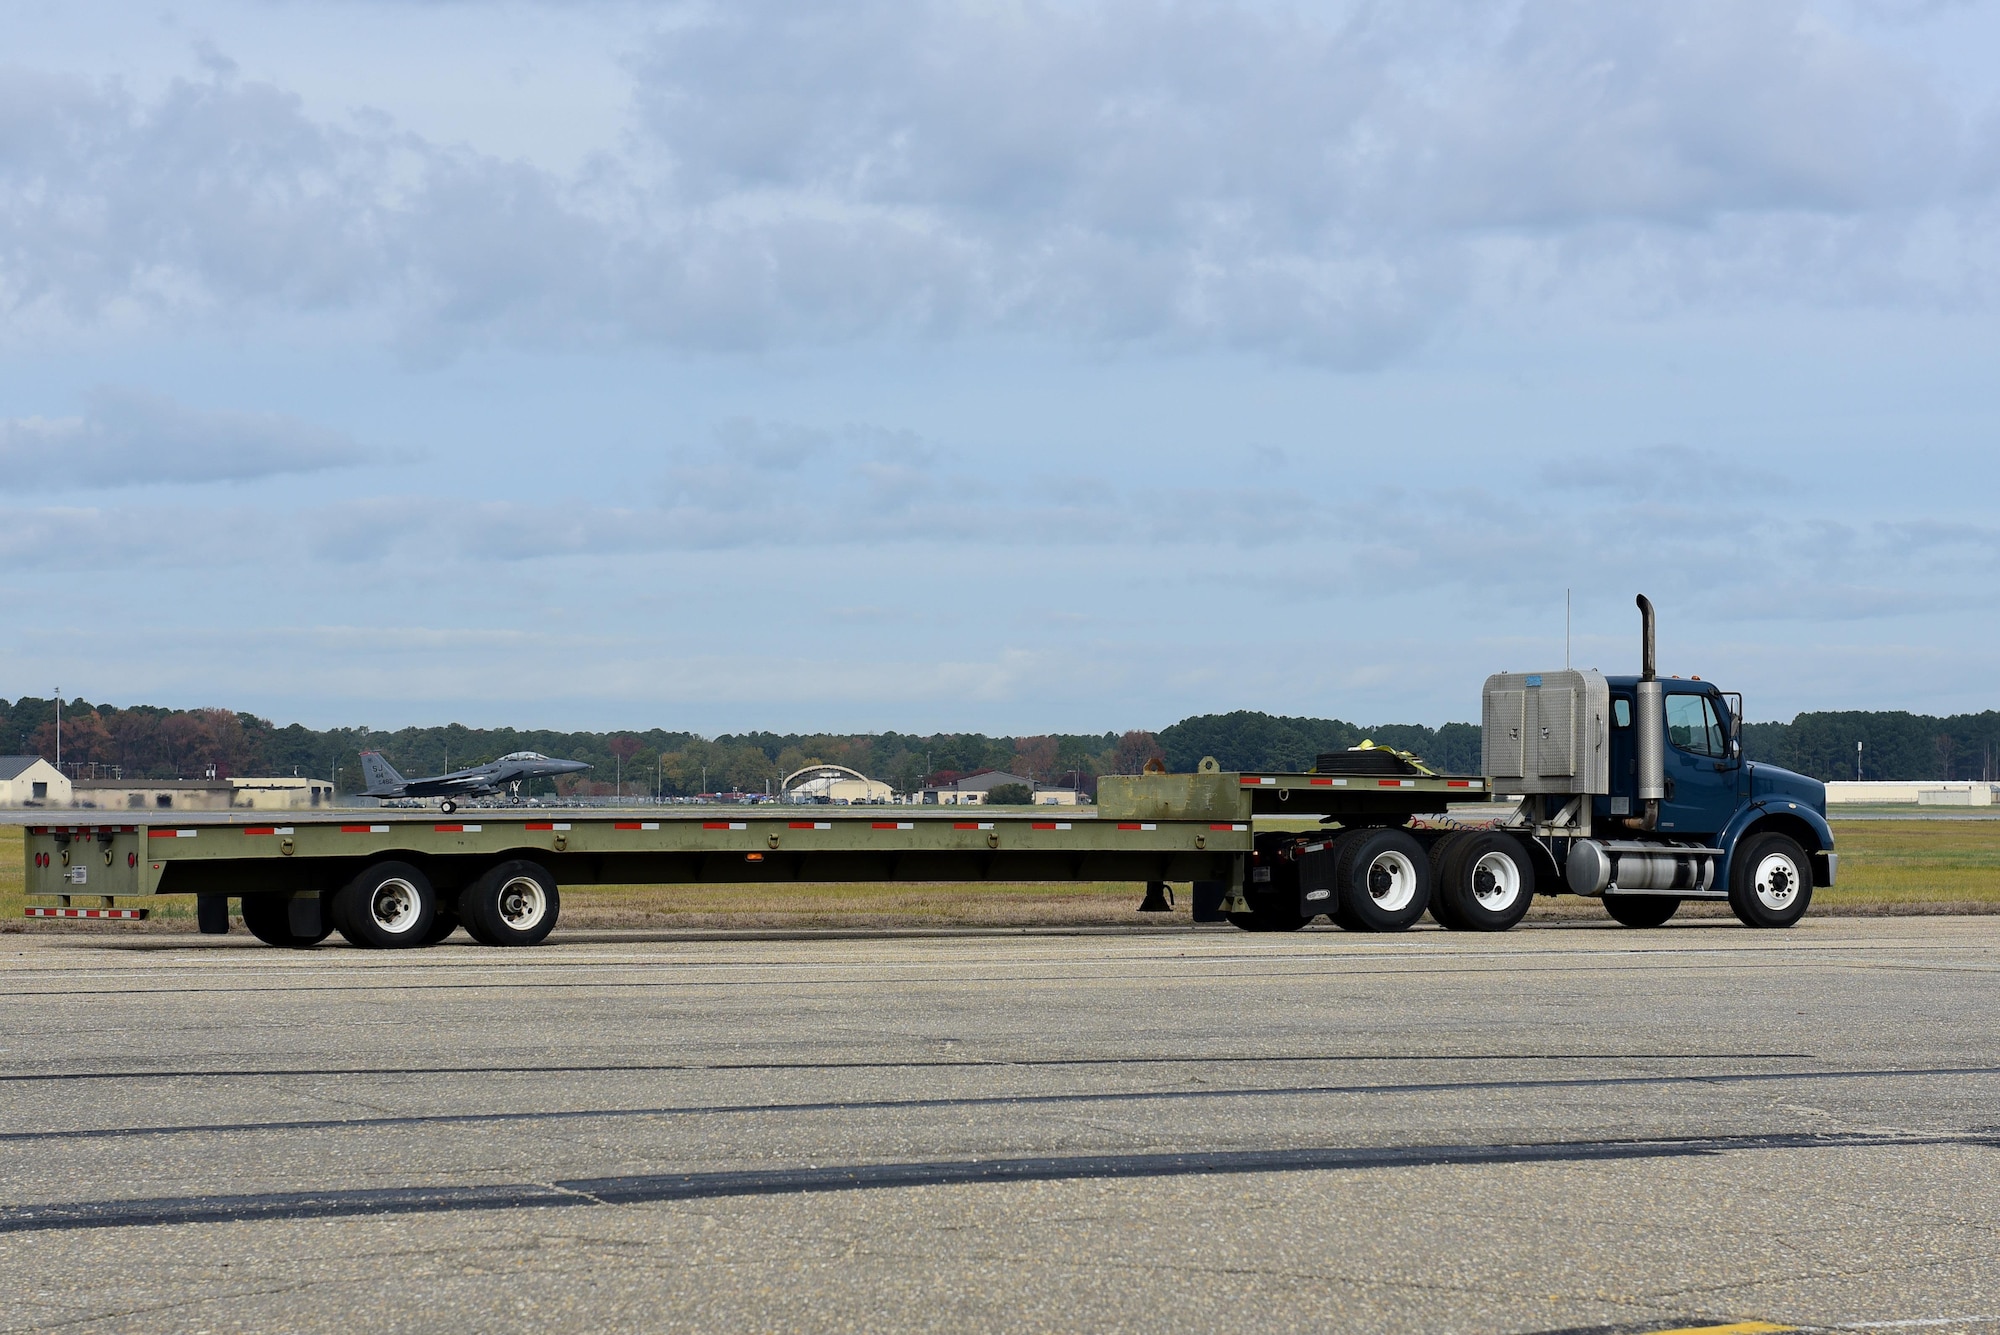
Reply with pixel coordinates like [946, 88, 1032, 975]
[19, 597, 1837, 945]
[19, 765, 1496, 946]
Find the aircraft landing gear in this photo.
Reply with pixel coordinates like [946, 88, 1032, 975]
[440, 799, 458, 815]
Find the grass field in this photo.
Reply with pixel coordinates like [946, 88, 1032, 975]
[4, 818, 1996, 933]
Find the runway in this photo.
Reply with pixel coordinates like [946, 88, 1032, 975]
[4, 915, 1999, 1332]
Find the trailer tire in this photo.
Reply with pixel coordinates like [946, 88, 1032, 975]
[1225, 909, 1310, 932]
[1432, 832, 1535, 932]
[241, 894, 332, 948]
[1426, 834, 1470, 929]
[463, 860, 559, 947]
[1604, 895, 1680, 928]
[1729, 832, 1812, 928]
[1334, 828, 1431, 932]
[332, 861, 437, 949]
[421, 891, 462, 945]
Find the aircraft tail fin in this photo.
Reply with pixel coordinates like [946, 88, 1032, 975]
[359, 751, 406, 795]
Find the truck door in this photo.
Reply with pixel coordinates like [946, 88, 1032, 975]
[1657, 690, 1738, 837]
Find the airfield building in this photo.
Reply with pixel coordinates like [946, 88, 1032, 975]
[0, 757, 71, 807]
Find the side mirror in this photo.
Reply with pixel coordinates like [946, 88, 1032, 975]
[1728, 737, 1741, 760]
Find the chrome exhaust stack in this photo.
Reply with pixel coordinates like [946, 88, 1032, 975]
[1626, 594, 1664, 831]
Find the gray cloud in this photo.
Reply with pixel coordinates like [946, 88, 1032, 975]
[0, 2, 1993, 360]
[0, 387, 365, 489]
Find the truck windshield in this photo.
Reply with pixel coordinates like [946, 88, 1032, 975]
[1666, 694, 1726, 757]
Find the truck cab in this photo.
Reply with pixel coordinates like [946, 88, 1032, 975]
[1596, 675, 1833, 884]
[1484, 597, 1834, 928]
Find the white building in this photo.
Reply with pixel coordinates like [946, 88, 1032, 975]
[781, 764, 893, 805]
[920, 770, 1079, 806]
[0, 757, 70, 807]
[1825, 781, 1995, 807]
[70, 776, 337, 812]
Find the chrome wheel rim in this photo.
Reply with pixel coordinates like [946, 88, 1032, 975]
[497, 876, 547, 931]
[1753, 853, 1801, 912]
[369, 878, 422, 935]
[1364, 851, 1418, 913]
[1470, 851, 1522, 911]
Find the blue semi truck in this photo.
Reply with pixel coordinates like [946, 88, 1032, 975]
[1232, 594, 1833, 932]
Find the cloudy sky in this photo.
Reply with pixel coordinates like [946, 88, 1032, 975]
[5, 0, 1997, 734]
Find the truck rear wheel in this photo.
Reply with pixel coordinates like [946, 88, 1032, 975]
[332, 861, 437, 949]
[1432, 832, 1535, 932]
[1334, 828, 1430, 932]
[1729, 832, 1812, 928]
[241, 894, 332, 948]
[1604, 895, 1679, 927]
[463, 860, 559, 946]
[1426, 834, 1469, 929]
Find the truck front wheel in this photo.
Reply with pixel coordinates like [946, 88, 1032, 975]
[463, 860, 560, 946]
[1729, 833, 1813, 928]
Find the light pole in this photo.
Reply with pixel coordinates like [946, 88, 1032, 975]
[1856, 741, 1863, 781]
[53, 687, 60, 774]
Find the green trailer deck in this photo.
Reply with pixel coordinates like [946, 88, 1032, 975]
[20, 766, 1494, 943]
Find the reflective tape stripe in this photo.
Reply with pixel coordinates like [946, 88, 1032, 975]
[242, 827, 294, 836]
[873, 821, 915, 830]
[703, 822, 748, 831]
[341, 825, 391, 834]
[147, 829, 197, 839]
[434, 824, 482, 833]
[24, 907, 146, 919]
[1209, 823, 1249, 831]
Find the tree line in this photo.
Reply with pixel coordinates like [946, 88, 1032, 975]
[3, 694, 1995, 795]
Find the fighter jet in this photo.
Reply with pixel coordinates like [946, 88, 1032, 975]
[359, 750, 592, 813]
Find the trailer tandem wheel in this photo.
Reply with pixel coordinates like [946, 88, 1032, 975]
[421, 891, 462, 945]
[462, 860, 560, 947]
[241, 894, 333, 949]
[332, 861, 438, 949]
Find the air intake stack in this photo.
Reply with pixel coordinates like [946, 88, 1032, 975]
[1630, 594, 1665, 830]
